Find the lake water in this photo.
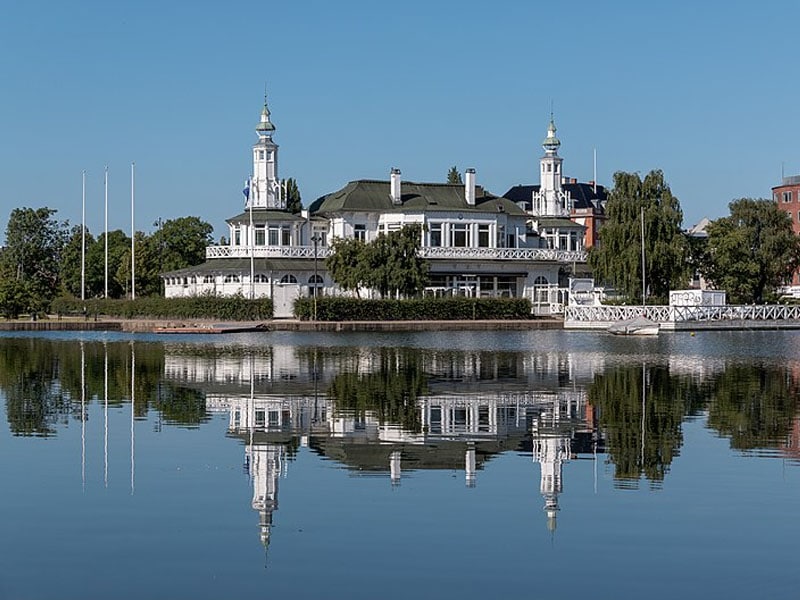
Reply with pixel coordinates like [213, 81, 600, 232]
[0, 329, 798, 599]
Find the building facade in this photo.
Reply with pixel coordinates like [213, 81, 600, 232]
[163, 101, 593, 315]
[773, 174, 800, 286]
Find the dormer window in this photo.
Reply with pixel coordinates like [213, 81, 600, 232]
[259, 150, 265, 159]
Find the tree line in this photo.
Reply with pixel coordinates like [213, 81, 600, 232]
[589, 170, 800, 304]
[0, 207, 213, 318]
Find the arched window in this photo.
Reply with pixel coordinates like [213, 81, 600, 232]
[203, 275, 214, 283]
[309, 274, 323, 285]
[279, 274, 297, 284]
[223, 274, 241, 283]
[533, 276, 549, 285]
[254, 274, 269, 283]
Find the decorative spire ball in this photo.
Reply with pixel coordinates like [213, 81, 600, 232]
[542, 116, 560, 153]
[256, 94, 276, 137]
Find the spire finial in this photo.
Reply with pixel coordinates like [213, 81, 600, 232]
[256, 88, 276, 137]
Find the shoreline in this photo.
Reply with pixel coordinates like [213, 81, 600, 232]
[0, 316, 564, 333]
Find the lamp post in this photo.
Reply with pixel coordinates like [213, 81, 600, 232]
[311, 235, 320, 321]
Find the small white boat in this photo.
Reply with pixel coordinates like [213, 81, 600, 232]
[607, 315, 660, 336]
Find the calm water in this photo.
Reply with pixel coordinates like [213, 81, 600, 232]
[0, 330, 798, 599]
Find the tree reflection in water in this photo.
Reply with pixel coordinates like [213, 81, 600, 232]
[0, 337, 798, 490]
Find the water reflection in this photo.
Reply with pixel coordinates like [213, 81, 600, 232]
[1, 336, 800, 548]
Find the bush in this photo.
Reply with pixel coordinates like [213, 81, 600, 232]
[51, 295, 273, 320]
[293, 297, 531, 321]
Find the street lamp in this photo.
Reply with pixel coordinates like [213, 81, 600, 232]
[311, 235, 320, 321]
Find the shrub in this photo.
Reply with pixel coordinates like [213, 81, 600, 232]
[293, 297, 531, 321]
[51, 295, 273, 320]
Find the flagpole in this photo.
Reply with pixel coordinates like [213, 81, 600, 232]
[104, 166, 109, 299]
[81, 170, 86, 301]
[249, 177, 255, 300]
[131, 162, 135, 300]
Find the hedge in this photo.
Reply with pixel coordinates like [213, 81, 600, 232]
[293, 296, 532, 321]
[51, 295, 273, 321]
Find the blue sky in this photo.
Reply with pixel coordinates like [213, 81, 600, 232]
[1, 0, 798, 240]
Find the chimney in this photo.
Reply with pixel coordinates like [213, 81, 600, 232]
[390, 168, 402, 205]
[465, 168, 476, 206]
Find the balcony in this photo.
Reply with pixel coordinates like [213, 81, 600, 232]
[420, 246, 586, 262]
[206, 245, 332, 259]
[206, 245, 586, 263]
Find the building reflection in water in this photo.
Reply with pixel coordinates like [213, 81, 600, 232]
[162, 344, 606, 544]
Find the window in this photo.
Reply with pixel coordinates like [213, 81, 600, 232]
[281, 227, 291, 246]
[783, 191, 793, 203]
[451, 223, 468, 247]
[203, 275, 214, 283]
[254, 274, 269, 283]
[233, 227, 241, 246]
[223, 274, 240, 283]
[309, 274, 324, 284]
[430, 223, 442, 247]
[255, 227, 266, 246]
[279, 274, 297, 284]
[354, 224, 366, 241]
[259, 150, 265, 160]
[478, 224, 490, 247]
[534, 276, 549, 285]
[268, 227, 279, 246]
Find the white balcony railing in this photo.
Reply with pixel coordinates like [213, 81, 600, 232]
[420, 247, 586, 262]
[206, 244, 586, 263]
[206, 245, 332, 259]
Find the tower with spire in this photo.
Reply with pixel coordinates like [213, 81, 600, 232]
[250, 95, 283, 209]
[531, 116, 571, 217]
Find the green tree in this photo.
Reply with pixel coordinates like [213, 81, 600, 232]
[447, 166, 463, 184]
[702, 198, 800, 303]
[59, 225, 94, 298]
[365, 224, 429, 298]
[149, 216, 213, 273]
[86, 230, 132, 298]
[0, 264, 28, 319]
[283, 178, 303, 214]
[326, 236, 370, 298]
[0, 207, 68, 312]
[589, 170, 688, 302]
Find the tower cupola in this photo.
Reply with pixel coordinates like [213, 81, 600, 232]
[256, 97, 276, 138]
[542, 117, 561, 154]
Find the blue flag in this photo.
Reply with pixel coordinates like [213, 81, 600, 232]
[243, 178, 250, 202]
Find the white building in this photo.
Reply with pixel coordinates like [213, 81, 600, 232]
[163, 100, 590, 316]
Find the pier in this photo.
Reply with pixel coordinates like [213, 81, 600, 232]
[565, 304, 800, 330]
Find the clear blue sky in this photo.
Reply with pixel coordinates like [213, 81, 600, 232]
[1, 0, 798, 241]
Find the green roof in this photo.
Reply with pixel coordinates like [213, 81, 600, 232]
[535, 217, 585, 229]
[309, 180, 527, 216]
[226, 209, 305, 225]
[162, 257, 317, 278]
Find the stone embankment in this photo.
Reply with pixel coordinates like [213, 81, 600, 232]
[0, 317, 563, 333]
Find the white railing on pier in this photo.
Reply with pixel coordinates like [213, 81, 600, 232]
[565, 304, 800, 327]
[207, 244, 586, 263]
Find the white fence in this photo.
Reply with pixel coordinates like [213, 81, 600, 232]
[565, 304, 800, 328]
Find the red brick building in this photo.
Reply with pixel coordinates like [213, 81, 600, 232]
[773, 175, 800, 285]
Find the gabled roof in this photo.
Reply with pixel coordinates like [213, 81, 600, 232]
[309, 180, 527, 216]
[226, 208, 306, 225]
[504, 182, 608, 212]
